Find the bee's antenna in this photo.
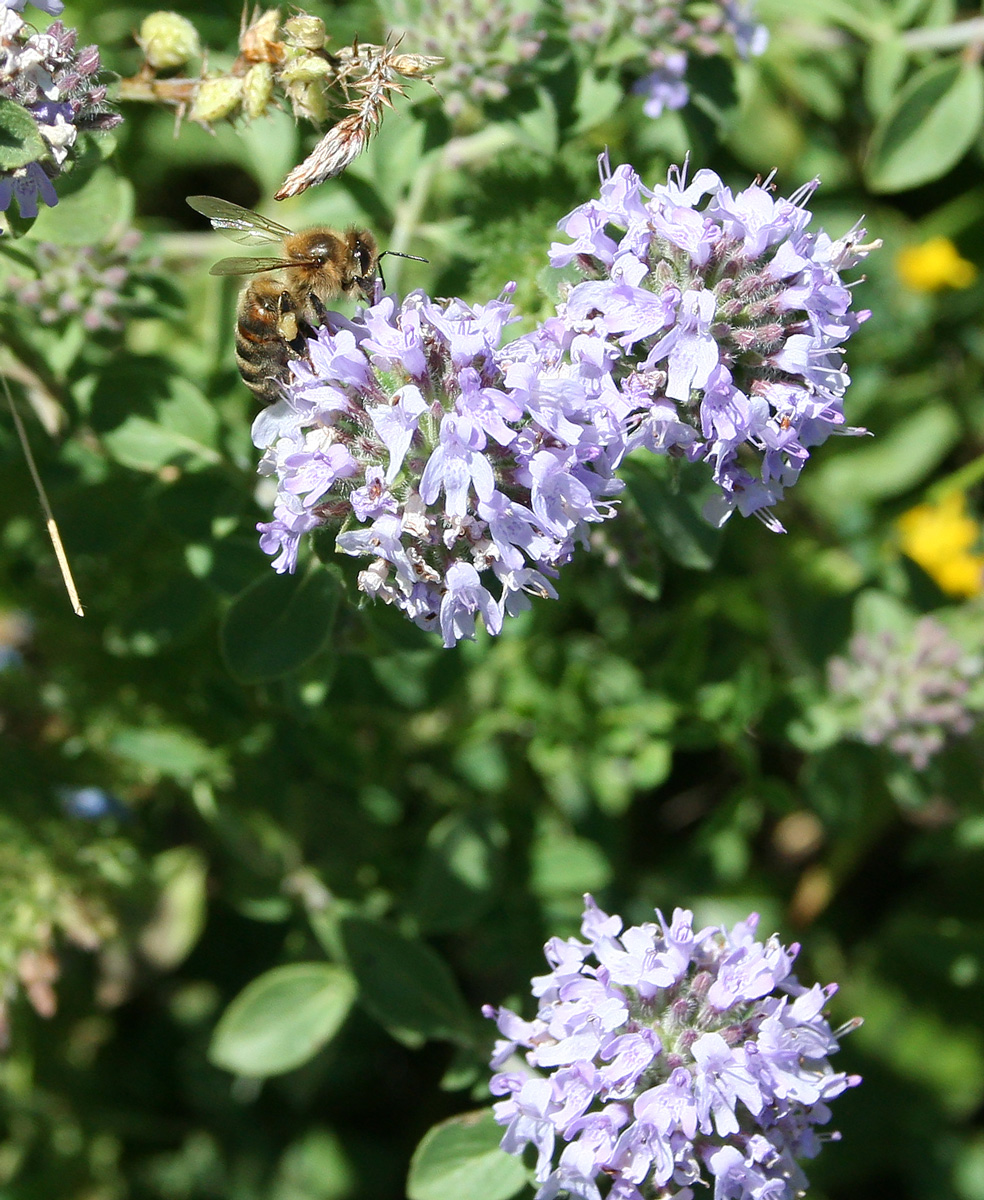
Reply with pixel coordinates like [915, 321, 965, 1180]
[376, 249, 428, 292]
[379, 251, 429, 265]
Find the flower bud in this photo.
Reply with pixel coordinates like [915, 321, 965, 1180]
[391, 52, 444, 78]
[189, 75, 243, 124]
[138, 11, 200, 71]
[242, 61, 275, 120]
[286, 80, 329, 123]
[240, 7, 282, 64]
[282, 15, 326, 51]
[278, 53, 331, 85]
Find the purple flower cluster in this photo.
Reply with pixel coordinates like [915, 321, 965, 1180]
[484, 896, 859, 1200]
[252, 288, 629, 646]
[251, 158, 871, 642]
[389, 0, 545, 120]
[827, 615, 980, 769]
[563, 0, 768, 119]
[3, 230, 146, 330]
[550, 158, 875, 530]
[0, 8, 120, 219]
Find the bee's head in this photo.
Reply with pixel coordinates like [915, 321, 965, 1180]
[345, 229, 380, 299]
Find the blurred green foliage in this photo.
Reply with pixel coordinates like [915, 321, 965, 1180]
[2, 1, 984, 1199]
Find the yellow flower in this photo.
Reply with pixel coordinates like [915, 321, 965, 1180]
[897, 492, 984, 597]
[895, 236, 977, 292]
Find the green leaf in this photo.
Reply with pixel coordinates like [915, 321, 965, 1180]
[571, 70, 623, 135]
[863, 37, 909, 118]
[852, 589, 914, 639]
[0, 98, 47, 170]
[339, 916, 473, 1048]
[209, 963, 357, 1078]
[594, 33, 647, 68]
[411, 812, 505, 934]
[139, 846, 209, 970]
[865, 59, 984, 192]
[110, 576, 215, 656]
[846, 967, 984, 1118]
[621, 455, 723, 570]
[515, 87, 558, 157]
[220, 566, 341, 684]
[271, 1128, 355, 1200]
[101, 380, 221, 472]
[28, 164, 134, 245]
[407, 1110, 527, 1200]
[108, 726, 228, 786]
[803, 404, 960, 517]
[531, 817, 612, 898]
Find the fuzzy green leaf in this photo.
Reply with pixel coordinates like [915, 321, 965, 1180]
[865, 59, 984, 192]
[210, 963, 357, 1078]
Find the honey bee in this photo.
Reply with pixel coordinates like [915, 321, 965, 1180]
[234, 276, 308, 405]
[187, 195, 423, 404]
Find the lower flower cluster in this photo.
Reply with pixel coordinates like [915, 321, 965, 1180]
[484, 896, 859, 1200]
[253, 289, 628, 646]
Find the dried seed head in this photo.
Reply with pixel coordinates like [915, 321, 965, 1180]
[189, 75, 244, 123]
[275, 111, 368, 198]
[390, 52, 444, 78]
[137, 10, 200, 71]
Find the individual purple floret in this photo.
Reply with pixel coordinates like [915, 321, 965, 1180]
[550, 156, 876, 531]
[484, 895, 860, 1200]
[0, 8, 121, 218]
[1, 1, 65, 14]
[252, 288, 631, 646]
[633, 53, 689, 120]
[0, 160, 57, 218]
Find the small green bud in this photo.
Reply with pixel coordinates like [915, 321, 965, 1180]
[242, 62, 275, 120]
[138, 11, 201, 71]
[189, 76, 244, 123]
[288, 80, 329, 124]
[282, 15, 327, 51]
[278, 53, 331, 85]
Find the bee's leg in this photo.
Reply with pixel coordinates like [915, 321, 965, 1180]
[308, 293, 330, 327]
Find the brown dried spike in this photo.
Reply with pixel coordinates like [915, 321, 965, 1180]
[275, 112, 371, 198]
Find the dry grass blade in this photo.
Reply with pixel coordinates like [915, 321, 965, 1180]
[2, 375, 84, 617]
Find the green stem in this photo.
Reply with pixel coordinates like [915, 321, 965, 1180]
[385, 125, 524, 284]
[0, 325, 67, 430]
[900, 17, 984, 51]
[926, 453, 984, 501]
[385, 149, 443, 287]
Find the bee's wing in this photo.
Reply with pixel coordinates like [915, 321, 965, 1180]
[208, 256, 297, 277]
[187, 195, 293, 247]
